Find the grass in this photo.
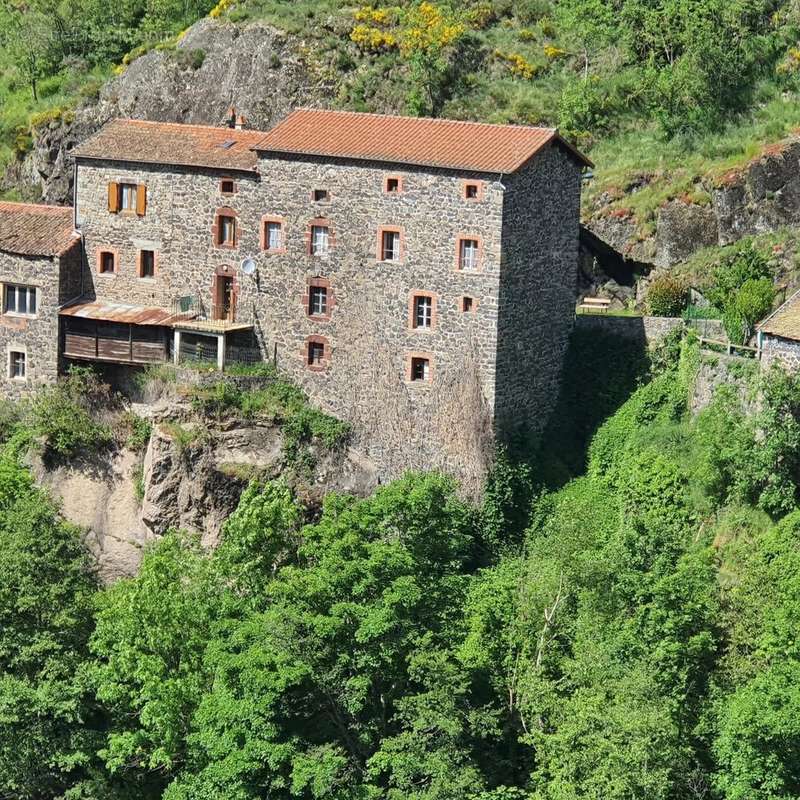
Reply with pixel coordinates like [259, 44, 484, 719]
[583, 84, 800, 230]
[161, 421, 204, 454]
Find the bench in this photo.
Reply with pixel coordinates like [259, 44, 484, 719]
[577, 296, 612, 314]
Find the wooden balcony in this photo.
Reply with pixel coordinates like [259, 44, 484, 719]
[63, 318, 169, 365]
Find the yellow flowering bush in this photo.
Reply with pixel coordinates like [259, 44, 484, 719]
[543, 43, 566, 59]
[209, 0, 235, 19]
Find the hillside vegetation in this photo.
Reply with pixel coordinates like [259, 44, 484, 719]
[2, 0, 800, 204]
[5, 333, 800, 798]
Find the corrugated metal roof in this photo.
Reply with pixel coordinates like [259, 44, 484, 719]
[252, 109, 593, 172]
[59, 300, 180, 326]
[0, 202, 79, 257]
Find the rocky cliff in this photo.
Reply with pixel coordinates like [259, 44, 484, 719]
[29, 398, 378, 582]
[585, 136, 800, 271]
[3, 18, 334, 203]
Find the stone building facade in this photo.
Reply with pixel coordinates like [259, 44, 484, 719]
[0, 203, 83, 398]
[4, 111, 590, 484]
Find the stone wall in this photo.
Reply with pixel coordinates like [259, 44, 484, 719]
[0, 247, 78, 398]
[574, 314, 685, 345]
[761, 334, 800, 371]
[495, 145, 582, 441]
[75, 142, 579, 487]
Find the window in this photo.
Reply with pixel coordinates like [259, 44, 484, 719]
[218, 214, 236, 246]
[139, 250, 155, 279]
[220, 179, 236, 194]
[119, 183, 137, 211]
[265, 221, 283, 251]
[380, 228, 402, 262]
[308, 340, 325, 366]
[413, 295, 433, 329]
[313, 188, 329, 202]
[3, 284, 36, 316]
[98, 251, 116, 274]
[8, 351, 25, 380]
[310, 224, 330, 255]
[385, 176, 403, 194]
[464, 181, 483, 200]
[462, 296, 475, 313]
[309, 285, 328, 317]
[458, 237, 480, 270]
[410, 356, 430, 382]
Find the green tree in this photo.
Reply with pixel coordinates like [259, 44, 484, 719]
[0, 450, 98, 799]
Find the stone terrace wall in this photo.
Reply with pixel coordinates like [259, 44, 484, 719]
[761, 334, 800, 371]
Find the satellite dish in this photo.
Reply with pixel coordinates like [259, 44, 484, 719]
[241, 257, 257, 276]
[490, 180, 506, 191]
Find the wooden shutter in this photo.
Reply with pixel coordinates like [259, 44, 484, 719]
[136, 184, 147, 216]
[107, 182, 119, 213]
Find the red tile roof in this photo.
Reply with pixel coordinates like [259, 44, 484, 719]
[0, 202, 79, 258]
[252, 109, 592, 172]
[72, 118, 264, 172]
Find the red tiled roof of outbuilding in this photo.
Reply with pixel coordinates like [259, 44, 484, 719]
[72, 118, 264, 172]
[252, 109, 593, 172]
[0, 202, 79, 257]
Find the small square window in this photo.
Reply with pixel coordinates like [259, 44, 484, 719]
[218, 215, 236, 246]
[99, 251, 116, 274]
[220, 179, 235, 194]
[410, 356, 430, 382]
[459, 238, 480, 270]
[308, 340, 325, 366]
[385, 177, 401, 193]
[310, 225, 330, 255]
[140, 250, 155, 278]
[381, 229, 401, 262]
[465, 183, 480, 199]
[462, 296, 474, 313]
[413, 295, 433, 329]
[313, 189, 329, 202]
[265, 221, 283, 251]
[309, 286, 328, 317]
[9, 351, 25, 380]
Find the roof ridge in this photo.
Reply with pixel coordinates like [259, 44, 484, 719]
[112, 117, 269, 137]
[292, 107, 557, 133]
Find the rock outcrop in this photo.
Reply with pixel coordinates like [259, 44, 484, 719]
[3, 18, 334, 203]
[29, 408, 378, 582]
[585, 136, 800, 269]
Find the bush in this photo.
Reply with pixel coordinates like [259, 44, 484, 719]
[28, 367, 115, 458]
[646, 274, 688, 317]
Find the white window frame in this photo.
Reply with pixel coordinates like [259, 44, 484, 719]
[308, 341, 325, 365]
[382, 230, 401, 262]
[311, 225, 330, 255]
[414, 296, 432, 328]
[3, 284, 37, 317]
[460, 239, 479, 270]
[119, 183, 138, 211]
[7, 349, 26, 381]
[219, 215, 236, 245]
[309, 286, 328, 316]
[266, 221, 283, 251]
[411, 357, 430, 382]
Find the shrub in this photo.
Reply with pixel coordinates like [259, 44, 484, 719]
[28, 367, 115, 458]
[117, 411, 152, 452]
[646, 274, 688, 317]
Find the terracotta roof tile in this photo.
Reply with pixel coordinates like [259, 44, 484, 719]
[252, 109, 592, 172]
[0, 202, 79, 258]
[759, 290, 800, 339]
[72, 118, 264, 172]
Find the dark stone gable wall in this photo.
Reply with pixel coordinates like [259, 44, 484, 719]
[494, 145, 582, 444]
[0, 249, 66, 397]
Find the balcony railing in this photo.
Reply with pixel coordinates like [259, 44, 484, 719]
[171, 296, 240, 331]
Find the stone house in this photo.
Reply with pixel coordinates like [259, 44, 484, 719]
[4, 110, 590, 481]
[0, 202, 83, 397]
[758, 289, 800, 370]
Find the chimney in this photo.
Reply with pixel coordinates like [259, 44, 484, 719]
[235, 114, 247, 130]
